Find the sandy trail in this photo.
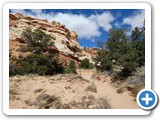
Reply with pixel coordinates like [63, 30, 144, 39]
[77, 69, 139, 109]
[10, 69, 139, 109]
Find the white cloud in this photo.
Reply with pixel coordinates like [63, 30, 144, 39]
[114, 22, 121, 28]
[89, 12, 115, 32]
[10, 9, 115, 40]
[50, 13, 101, 39]
[122, 10, 145, 29]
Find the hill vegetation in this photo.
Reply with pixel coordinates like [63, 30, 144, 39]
[95, 23, 145, 78]
[10, 28, 64, 76]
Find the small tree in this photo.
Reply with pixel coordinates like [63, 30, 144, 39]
[131, 27, 145, 66]
[107, 28, 139, 76]
[95, 50, 113, 71]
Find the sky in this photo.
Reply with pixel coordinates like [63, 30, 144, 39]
[10, 9, 145, 48]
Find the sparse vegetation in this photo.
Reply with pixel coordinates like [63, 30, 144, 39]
[34, 88, 44, 93]
[126, 83, 145, 97]
[24, 93, 61, 109]
[96, 23, 145, 78]
[61, 95, 111, 109]
[85, 81, 97, 93]
[64, 60, 77, 74]
[9, 28, 64, 76]
[79, 58, 94, 69]
[116, 87, 125, 94]
[96, 98, 111, 109]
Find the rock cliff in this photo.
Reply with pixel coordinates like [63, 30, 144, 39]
[9, 13, 94, 65]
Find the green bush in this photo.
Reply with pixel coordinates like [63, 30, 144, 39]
[79, 58, 94, 69]
[96, 25, 145, 77]
[10, 54, 64, 76]
[9, 28, 64, 76]
[9, 64, 18, 76]
[21, 28, 54, 54]
[64, 60, 77, 74]
[95, 50, 113, 71]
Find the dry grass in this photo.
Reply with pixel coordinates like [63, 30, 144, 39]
[116, 87, 124, 94]
[127, 84, 144, 97]
[9, 89, 20, 100]
[24, 93, 62, 109]
[61, 95, 111, 109]
[85, 82, 97, 93]
[34, 88, 44, 93]
[36, 93, 61, 109]
[9, 89, 19, 95]
[96, 98, 111, 109]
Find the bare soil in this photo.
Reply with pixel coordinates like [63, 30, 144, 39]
[9, 69, 139, 109]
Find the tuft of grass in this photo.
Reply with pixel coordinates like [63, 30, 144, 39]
[116, 87, 125, 94]
[34, 88, 44, 93]
[36, 93, 61, 109]
[9, 89, 20, 100]
[65, 86, 71, 90]
[127, 84, 144, 97]
[9, 89, 19, 95]
[61, 95, 111, 109]
[96, 98, 111, 109]
[85, 82, 97, 93]
[25, 99, 35, 106]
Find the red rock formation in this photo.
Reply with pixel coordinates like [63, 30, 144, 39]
[9, 13, 94, 65]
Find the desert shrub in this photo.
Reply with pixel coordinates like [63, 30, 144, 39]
[69, 60, 76, 71]
[64, 66, 73, 74]
[21, 27, 54, 54]
[62, 96, 111, 109]
[85, 82, 97, 93]
[79, 58, 94, 69]
[11, 54, 64, 76]
[10, 28, 64, 76]
[9, 64, 18, 76]
[64, 60, 77, 74]
[25, 93, 61, 109]
[96, 98, 111, 109]
[95, 50, 113, 71]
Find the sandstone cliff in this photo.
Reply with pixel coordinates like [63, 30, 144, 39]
[9, 13, 94, 65]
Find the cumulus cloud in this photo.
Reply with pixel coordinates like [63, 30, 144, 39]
[122, 10, 145, 30]
[89, 12, 115, 32]
[10, 9, 115, 40]
[51, 13, 101, 39]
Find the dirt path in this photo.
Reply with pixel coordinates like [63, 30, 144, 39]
[77, 69, 140, 109]
[10, 69, 139, 109]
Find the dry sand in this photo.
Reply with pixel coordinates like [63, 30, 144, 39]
[9, 69, 139, 109]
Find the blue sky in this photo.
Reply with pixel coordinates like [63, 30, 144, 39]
[10, 9, 145, 48]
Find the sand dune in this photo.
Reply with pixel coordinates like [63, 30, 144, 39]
[9, 69, 139, 109]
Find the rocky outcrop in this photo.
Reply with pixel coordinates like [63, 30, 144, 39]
[85, 47, 98, 58]
[9, 13, 94, 65]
